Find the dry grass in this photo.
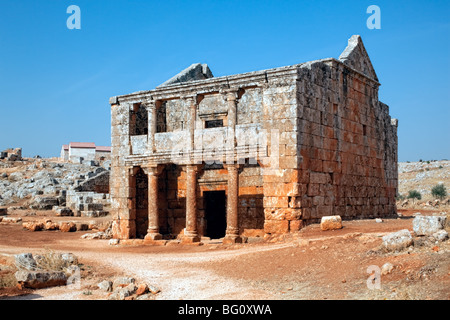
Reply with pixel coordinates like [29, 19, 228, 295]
[0, 255, 17, 288]
[35, 249, 72, 272]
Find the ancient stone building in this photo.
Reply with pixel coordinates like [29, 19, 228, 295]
[109, 35, 398, 243]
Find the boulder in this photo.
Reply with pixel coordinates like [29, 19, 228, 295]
[15, 270, 67, 289]
[15, 253, 38, 271]
[109, 284, 137, 300]
[53, 206, 73, 217]
[432, 230, 448, 241]
[382, 229, 413, 252]
[148, 284, 161, 294]
[413, 216, 446, 236]
[30, 196, 59, 210]
[136, 283, 149, 296]
[22, 221, 44, 232]
[320, 215, 343, 231]
[59, 221, 76, 232]
[381, 262, 394, 275]
[98, 280, 113, 292]
[112, 277, 135, 290]
[44, 220, 59, 230]
[1, 217, 22, 223]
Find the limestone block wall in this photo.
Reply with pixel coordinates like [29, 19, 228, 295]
[110, 101, 134, 239]
[295, 59, 397, 224]
[261, 73, 303, 235]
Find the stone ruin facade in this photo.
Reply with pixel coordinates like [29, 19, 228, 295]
[1, 148, 22, 161]
[109, 35, 398, 243]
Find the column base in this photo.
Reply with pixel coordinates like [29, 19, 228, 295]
[223, 234, 243, 244]
[144, 232, 163, 241]
[181, 235, 201, 244]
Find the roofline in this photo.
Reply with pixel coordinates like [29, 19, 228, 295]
[110, 57, 380, 104]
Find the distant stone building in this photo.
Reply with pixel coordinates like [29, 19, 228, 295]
[108, 35, 398, 243]
[0, 148, 22, 161]
[60, 142, 111, 163]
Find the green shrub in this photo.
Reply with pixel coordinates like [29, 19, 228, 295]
[407, 190, 422, 202]
[431, 184, 447, 200]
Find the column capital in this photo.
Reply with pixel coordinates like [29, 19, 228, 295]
[184, 163, 204, 173]
[221, 87, 239, 101]
[141, 164, 164, 176]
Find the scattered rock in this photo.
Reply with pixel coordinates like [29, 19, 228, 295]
[109, 239, 120, 245]
[22, 221, 44, 232]
[382, 229, 413, 252]
[15, 253, 38, 271]
[1, 217, 22, 223]
[320, 215, 342, 231]
[432, 230, 448, 241]
[112, 277, 135, 290]
[136, 283, 149, 296]
[148, 284, 161, 294]
[381, 262, 394, 275]
[53, 206, 73, 217]
[375, 218, 383, 223]
[59, 221, 76, 232]
[15, 270, 67, 289]
[413, 215, 446, 236]
[98, 280, 113, 292]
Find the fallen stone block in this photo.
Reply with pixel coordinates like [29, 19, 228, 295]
[98, 280, 113, 292]
[15, 253, 38, 271]
[382, 229, 413, 252]
[432, 230, 448, 241]
[320, 215, 343, 231]
[413, 215, 446, 236]
[22, 221, 45, 232]
[59, 221, 76, 232]
[1, 217, 22, 223]
[15, 270, 67, 289]
[53, 206, 73, 217]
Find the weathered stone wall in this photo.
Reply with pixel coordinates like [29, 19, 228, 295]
[109, 35, 398, 240]
[295, 59, 397, 225]
[110, 101, 134, 239]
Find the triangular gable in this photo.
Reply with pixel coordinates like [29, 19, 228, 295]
[339, 35, 378, 82]
[158, 63, 214, 87]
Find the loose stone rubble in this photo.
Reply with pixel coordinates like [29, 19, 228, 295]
[14, 252, 79, 289]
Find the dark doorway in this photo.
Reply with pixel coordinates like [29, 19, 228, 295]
[135, 167, 148, 239]
[204, 191, 226, 239]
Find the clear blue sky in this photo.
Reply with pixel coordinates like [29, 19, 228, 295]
[0, 0, 448, 161]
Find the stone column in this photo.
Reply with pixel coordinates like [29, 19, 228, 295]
[147, 100, 158, 153]
[186, 96, 196, 152]
[224, 164, 242, 244]
[143, 165, 163, 241]
[182, 164, 201, 243]
[223, 89, 238, 165]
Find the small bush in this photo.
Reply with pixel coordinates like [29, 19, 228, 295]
[431, 184, 447, 200]
[407, 190, 422, 201]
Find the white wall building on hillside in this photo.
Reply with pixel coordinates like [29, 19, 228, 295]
[60, 142, 111, 163]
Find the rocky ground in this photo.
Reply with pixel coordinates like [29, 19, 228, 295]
[0, 209, 448, 300]
[0, 158, 449, 300]
[397, 160, 449, 203]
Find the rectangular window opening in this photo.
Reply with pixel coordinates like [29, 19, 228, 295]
[205, 119, 223, 128]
